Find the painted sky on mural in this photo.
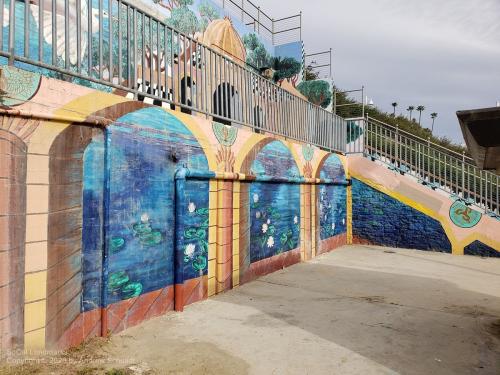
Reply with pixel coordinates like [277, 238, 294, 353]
[263, 0, 500, 143]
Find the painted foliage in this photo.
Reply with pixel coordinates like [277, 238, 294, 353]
[178, 180, 210, 280]
[352, 178, 452, 252]
[318, 154, 347, 240]
[81, 106, 209, 309]
[249, 141, 300, 262]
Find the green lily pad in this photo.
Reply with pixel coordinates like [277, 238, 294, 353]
[110, 237, 125, 253]
[193, 255, 207, 271]
[139, 231, 162, 246]
[121, 282, 143, 299]
[108, 271, 129, 292]
[133, 222, 152, 236]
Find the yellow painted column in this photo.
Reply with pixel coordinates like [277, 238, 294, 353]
[207, 180, 217, 297]
[311, 185, 317, 258]
[300, 185, 306, 261]
[346, 184, 353, 245]
[232, 181, 240, 287]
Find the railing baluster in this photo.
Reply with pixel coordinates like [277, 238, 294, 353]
[51, 0, 56, 65]
[24, 0, 29, 58]
[76, 0, 81, 73]
[108, 0, 112, 82]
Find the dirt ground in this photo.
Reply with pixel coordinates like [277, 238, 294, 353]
[2, 245, 500, 375]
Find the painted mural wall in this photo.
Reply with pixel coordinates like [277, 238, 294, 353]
[316, 154, 348, 255]
[1, 0, 304, 97]
[0, 65, 346, 351]
[348, 155, 500, 256]
[2, 62, 498, 354]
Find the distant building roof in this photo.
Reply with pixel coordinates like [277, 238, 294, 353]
[456, 106, 500, 172]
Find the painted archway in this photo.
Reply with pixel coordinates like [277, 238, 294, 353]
[315, 153, 348, 255]
[46, 103, 212, 348]
[238, 139, 302, 284]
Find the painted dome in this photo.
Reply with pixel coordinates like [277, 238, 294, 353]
[200, 17, 246, 65]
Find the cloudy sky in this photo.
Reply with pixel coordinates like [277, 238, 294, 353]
[264, 0, 500, 143]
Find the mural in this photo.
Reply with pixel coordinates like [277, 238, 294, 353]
[179, 180, 210, 280]
[318, 154, 347, 240]
[2, 0, 303, 93]
[79, 106, 210, 313]
[248, 141, 301, 263]
[352, 178, 452, 252]
[449, 201, 482, 229]
[2, 64, 499, 353]
[464, 241, 500, 258]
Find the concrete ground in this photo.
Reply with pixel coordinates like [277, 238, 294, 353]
[96, 245, 500, 375]
[3, 245, 500, 375]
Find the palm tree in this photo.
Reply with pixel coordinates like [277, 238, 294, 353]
[431, 112, 438, 134]
[391, 102, 398, 117]
[407, 106, 415, 121]
[416, 105, 425, 125]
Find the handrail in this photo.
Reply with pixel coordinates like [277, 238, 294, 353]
[367, 116, 472, 161]
[0, 0, 345, 153]
[348, 118, 499, 214]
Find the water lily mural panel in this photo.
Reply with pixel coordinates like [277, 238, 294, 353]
[318, 154, 347, 240]
[249, 141, 301, 263]
[178, 180, 210, 280]
[80, 106, 208, 308]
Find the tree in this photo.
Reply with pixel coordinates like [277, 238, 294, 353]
[391, 102, 398, 117]
[407, 105, 415, 121]
[166, 0, 200, 37]
[198, 1, 220, 32]
[304, 63, 320, 81]
[297, 80, 332, 108]
[416, 105, 425, 125]
[431, 112, 438, 134]
[273, 56, 302, 86]
[243, 33, 273, 70]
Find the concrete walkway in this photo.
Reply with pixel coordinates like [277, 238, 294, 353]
[101, 245, 500, 374]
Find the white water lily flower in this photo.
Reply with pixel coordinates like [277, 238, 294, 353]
[141, 213, 149, 223]
[293, 215, 298, 224]
[342, 218, 346, 225]
[188, 202, 196, 213]
[262, 223, 268, 233]
[331, 223, 335, 230]
[267, 219, 271, 224]
[256, 211, 261, 219]
[184, 243, 196, 258]
[253, 193, 259, 203]
[267, 236, 274, 248]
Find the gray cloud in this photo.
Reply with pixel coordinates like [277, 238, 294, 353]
[263, 0, 500, 143]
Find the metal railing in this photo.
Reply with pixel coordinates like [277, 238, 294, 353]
[348, 116, 499, 214]
[214, 0, 302, 45]
[0, 0, 345, 153]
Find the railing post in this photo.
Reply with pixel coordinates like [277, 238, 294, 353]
[361, 85, 365, 118]
[272, 18, 275, 45]
[462, 151, 466, 201]
[257, 7, 260, 34]
[8, 0, 15, 65]
[241, 0, 244, 22]
[395, 124, 399, 166]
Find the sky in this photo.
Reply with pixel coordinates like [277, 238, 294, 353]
[262, 0, 500, 144]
